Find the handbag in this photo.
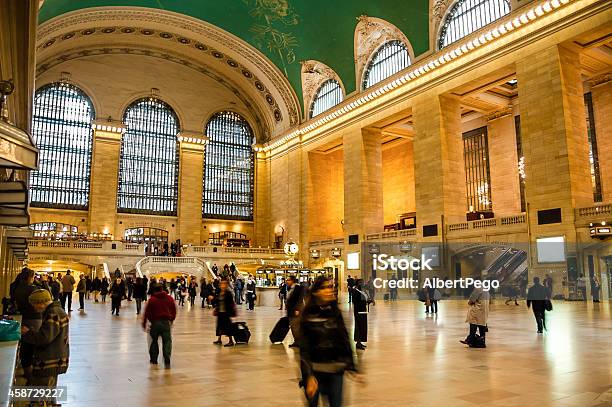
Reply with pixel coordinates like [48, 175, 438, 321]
[0, 319, 21, 341]
[544, 300, 553, 311]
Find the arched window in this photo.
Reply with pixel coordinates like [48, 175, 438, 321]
[117, 98, 179, 216]
[438, 0, 511, 49]
[310, 79, 343, 118]
[30, 82, 95, 209]
[362, 40, 410, 90]
[203, 111, 254, 220]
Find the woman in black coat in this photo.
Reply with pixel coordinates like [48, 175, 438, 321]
[109, 277, 126, 316]
[100, 278, 109, 303]
[133, 277, 147, 315]
[200, 278, 210, 308]
[299, 277, 357, 407]
[212, 279, 236, 347]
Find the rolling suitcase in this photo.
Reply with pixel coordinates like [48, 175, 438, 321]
[269, 316, 290, 343]
[232, 321, 251, 344]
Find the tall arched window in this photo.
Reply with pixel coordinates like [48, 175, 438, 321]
[117, 98, 179, 216]
[203, 111, 254, 221]
[438, 0, 511, 49]
[362, 40, 410, 90]
[30, 82, 95, 209]
[310, 79, 343, 118]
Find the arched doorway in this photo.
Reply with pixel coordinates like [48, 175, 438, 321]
[124, 227, 169, 255]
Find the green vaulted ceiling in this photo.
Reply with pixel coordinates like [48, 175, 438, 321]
[39, 0, 430, 103]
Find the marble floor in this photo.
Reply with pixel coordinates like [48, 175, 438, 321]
[23, 296, 612, 406]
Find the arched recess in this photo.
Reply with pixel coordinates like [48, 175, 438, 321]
[35, 7, 301, 140]
[301, 60, 345, 120]
[354, 16, 415, 91]
[433, 0, 511, 50]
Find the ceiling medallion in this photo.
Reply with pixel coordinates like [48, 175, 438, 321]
[140, 29, 154, 35]
[120, 27, 135, 33]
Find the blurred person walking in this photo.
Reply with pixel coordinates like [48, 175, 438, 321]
[213, 278, 236, 347]
[286, 276, 306, 348]
[20, 289, 69, 405]
[460, 286, 490, 348]
[352, 279, 369, 350]
[134, 277, 147, 315]
[299, 277, 358, 407]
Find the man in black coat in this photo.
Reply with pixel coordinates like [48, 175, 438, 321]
[286, 276, 305, 348]
[527, 277, 548, 333]
[352, 279, 369, 350]
[347, 275, 355, 303]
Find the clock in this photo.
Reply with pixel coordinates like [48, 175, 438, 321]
[283, 241, 299, 256]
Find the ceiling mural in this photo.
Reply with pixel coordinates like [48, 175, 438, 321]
[39, 0, 430, 102]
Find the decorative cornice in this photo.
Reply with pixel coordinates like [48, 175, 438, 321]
[486, 108, 513, 121]
[588, 72, 611, 88]
[262, 0, 581, 154]
[36, 7, 301, 127]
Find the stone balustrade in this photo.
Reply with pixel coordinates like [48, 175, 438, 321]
[28, 239, 144, 255]
[575, 203, 611, 219]
[447, 214, 526, 234]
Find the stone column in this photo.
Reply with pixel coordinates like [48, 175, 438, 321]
[254, 148, 271, 247]
[487, 114, 522, 216]
[413, 93, 466, 237]
[342, 127, 383, 238]
[177, 132, 206, 245]
[590, 79, 611, 202]
[516, 44, 593, 228]
[88, 121, 123, 236]
[516, 44, 593, 282]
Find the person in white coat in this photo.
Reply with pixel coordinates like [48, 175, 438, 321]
[460, 287, 490, 348]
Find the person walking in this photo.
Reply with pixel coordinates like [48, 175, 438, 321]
[178, 284, 187, 307]
[591, 276, 601, 303]
[346, 275, 355, 303]
[527, 277, 549, 333]
[60, 270, 76, 312]
[13, 268, 43, 385]
[245, 276, 256, 311]
[460, 286, 490, 348]
[543, 274, 553, 299]
[200, 278, 210, 308]
[91, 276, 101, 302]
[278, 280, 288, 310]
[143, 284, 176, 368]
[50, 277, 61, 302]
[100, 277, 109, 303]
[352, 279, 369, 350]
[109, 277, 126, 316]
[286, 276, 306, 348]
[213, 278, 236, 347]
[299, 277, 358, 407]
[20, 289, 69, 405]
[234, 277, 243, 305]
[134, 277, 147, 315]
[85, 275, 92, 300]
[76, 274, 87, 310]
[188, 281, 198, 307]
[127, 277, 134, 301]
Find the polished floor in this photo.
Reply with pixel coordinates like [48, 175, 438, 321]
[27, 295, 612, 406]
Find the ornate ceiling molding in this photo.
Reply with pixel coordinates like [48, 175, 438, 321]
[300, 60, 345, 119]
[35, 45, 269, 141]
[36, 7, 301, 128]
[354, 16, 414, 90]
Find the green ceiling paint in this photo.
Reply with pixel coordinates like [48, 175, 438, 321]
[39, 0, 430, 103]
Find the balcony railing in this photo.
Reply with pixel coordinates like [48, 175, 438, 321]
[28, 240, 144, 254]
[576, 204, 611, 218]
[447, 214, 526, 233]
[185, 246, 285, 256]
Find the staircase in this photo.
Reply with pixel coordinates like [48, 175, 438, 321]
[136, 256, 216, 280]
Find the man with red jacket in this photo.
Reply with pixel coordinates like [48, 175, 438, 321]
[143, 284, 176, 368]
